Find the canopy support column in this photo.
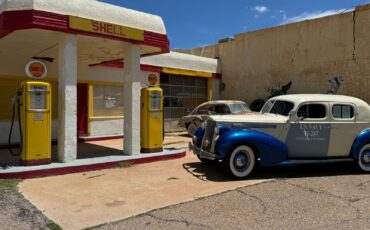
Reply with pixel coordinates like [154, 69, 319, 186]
[57, 34, 78, 162]
[123, 44, 141, 155]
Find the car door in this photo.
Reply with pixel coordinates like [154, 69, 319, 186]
[285, 102, 331, 158]
[327, 103, 357, 157]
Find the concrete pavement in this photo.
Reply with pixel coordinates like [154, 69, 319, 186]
[18, 135, 271, 229]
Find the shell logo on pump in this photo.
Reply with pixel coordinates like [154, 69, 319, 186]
[147, 73, 158, 86]
[25, 60, 48, 80]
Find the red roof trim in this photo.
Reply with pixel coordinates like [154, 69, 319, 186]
[0, 10, 169, 56]
[212, 73, 222, 79]
[89, 59, 162, 73]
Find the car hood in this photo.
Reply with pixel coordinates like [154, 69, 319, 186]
[210, 113, 288, 123]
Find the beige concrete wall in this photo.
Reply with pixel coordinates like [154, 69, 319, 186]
[182, 5, 370, 104]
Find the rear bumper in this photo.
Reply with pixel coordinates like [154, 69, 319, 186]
[188, 142, 216, 160]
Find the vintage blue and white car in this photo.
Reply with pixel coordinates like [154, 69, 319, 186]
[189, 94, 370, 178]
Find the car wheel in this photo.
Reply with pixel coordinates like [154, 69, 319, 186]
[223, 145, 256, 178]
[358, 144, 370, 172]
[187, 122, 198, 136]
[197, 155, 218, 165]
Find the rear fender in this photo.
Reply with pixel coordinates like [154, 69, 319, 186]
[350, 129, 370, 160]
[215, 129, 288, 166]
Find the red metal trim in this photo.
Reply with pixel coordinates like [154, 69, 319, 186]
[0, 10, 169, 55]
[89, 59, 162, 73]
[144, 31, 170, 54]
[78, 135, 124, 143]
[212, 73, 222, 79]
[141, 64, 162, 73]
[21, 158, 51, 166]
[0, 151, 186, 179]
[141, 147, 164, 153]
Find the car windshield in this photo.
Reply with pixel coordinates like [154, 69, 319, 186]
[229, 103, 251, 113]
[261, 100, 294, 116]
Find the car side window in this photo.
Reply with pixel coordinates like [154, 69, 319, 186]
[297, 103, 326, 119]
[197, 105, 213, 115]
[332, 104, 354, 119]
[214, 104, 230, 114]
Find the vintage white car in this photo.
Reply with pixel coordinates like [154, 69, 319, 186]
[189, 94, 370, 178]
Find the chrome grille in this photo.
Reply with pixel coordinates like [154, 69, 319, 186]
[202, 119, 216, 152]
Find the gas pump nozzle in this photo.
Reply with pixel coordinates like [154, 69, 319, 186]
[8, 87, 23, 157]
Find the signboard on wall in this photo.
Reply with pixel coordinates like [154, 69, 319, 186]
[69, 16, 144, 41]
[25, 60, 48, 80]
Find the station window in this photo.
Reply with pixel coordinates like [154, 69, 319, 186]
[92, 85, 124, 117]
[297, 104, 326, 119]
[160, 74, 207, 120]
[332, 104, 354, 119]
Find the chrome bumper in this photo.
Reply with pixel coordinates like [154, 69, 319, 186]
[188, 142, 216, 160]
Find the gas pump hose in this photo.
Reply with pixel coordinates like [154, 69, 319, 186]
[8, 94, 23, 156]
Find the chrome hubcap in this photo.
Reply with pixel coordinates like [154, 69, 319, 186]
[234, 151, 249, 170]
[362, 150, 370, 163]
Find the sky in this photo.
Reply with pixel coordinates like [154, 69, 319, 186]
[100, 0, 369, 49]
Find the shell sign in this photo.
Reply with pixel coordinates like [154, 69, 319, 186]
[25, 60, 48, 80]
[147, 73, 158, 86]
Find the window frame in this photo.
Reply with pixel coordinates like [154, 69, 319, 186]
[196, 104, 213, 115]
[331, 103, 356, 121]
[296, 102, 328, 121]
[214, 104, 231, 115]
[91, 84, 125, 119]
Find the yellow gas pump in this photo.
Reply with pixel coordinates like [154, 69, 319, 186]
[8, 81, 52, 166]
[140, 87, 163, 153]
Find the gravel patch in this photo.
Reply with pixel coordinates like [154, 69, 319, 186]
[0, 179, 61, 230]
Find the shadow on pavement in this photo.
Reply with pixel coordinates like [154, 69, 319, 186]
[0, 142, 124, 167]
[76, 142, 122, 159]
[183, 161, 230, 182]
[183, 160, 364, 182]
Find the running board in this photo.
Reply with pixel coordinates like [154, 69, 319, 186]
[276, 158, 355, 166]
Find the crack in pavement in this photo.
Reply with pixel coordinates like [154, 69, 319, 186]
[235, 189, 268, 213]
[356, 179, 370, 188]
[281, 180, 363, 225]
[145, 213, 212, 229]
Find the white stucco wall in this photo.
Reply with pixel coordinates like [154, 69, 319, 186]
[90, 119, 123, 137]
[84, 66, 159, 137]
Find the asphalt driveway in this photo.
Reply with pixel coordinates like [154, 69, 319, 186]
[94, 161, 370, 230]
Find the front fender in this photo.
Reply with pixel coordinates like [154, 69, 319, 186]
[350, 129, 370, 160]
[215, 129, 288, 166]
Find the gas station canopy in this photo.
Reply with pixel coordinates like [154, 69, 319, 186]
[0, 0, 169, 74]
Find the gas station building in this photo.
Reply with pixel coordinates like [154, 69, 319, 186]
[0, 0, 220, 170]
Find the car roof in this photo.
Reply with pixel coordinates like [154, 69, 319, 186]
[198, 100, 246, 106]
[270, 94, 370, 121]
[271, 94, 368, 106]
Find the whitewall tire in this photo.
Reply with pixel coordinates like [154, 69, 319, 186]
[358, 144, 370, 172]
[224, 145, 256, 178]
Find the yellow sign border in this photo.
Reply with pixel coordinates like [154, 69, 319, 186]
[69, 16, 144, 41]
[162, 67, 213, 78]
